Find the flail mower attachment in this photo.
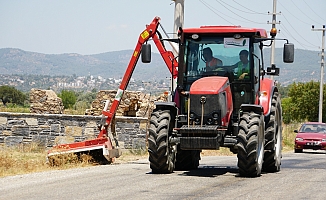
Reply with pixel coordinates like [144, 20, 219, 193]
[48, 16, 175, 165]
[47, 100, 122, 165]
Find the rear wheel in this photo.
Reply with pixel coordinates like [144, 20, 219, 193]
[237, 110, 265, 177]
[175, 148, 200, 170]
[148, 109, 176, 173]
[263, 92, 282, 172]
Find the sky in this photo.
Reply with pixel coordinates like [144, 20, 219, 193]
[0, 0, 325, 55]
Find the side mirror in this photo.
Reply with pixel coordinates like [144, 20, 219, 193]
[141, 44, 151, 63]
[283, 43, 294, 63]
[294, 130, 298, 133]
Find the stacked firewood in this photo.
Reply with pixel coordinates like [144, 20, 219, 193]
[30, 89, 64, 114]
[85, 90, 162, 117]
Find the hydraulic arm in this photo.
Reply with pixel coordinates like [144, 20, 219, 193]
[48, 16, 178, 163]
[100, 16, 178, 135]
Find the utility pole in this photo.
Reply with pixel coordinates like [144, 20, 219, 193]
[170, 0, 184, 100]
[312, 25, 325, 123]
[172, 0, 184, 56]
[267, 0, 280, 80]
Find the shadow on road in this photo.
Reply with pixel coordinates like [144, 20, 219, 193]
[298, 150, 326, 154]
[179, 166, 238, 177]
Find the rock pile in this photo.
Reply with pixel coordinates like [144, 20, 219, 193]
[30, 89, 64, 114]
[85, 90, 168, 117]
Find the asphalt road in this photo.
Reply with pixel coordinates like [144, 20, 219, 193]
[1, 150, 325, 200]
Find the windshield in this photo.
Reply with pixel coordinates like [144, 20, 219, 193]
[184, 36, 250, 80]
[299, 124, 326, 133]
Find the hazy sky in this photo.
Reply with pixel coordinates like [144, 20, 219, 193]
[0, 0, 325, 55]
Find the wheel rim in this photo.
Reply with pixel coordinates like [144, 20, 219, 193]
[257, 121, 264, 166]
[275, 108, 282, 161]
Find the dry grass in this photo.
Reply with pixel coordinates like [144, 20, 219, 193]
[0, 143, 50, 177]
[0, 124, 299, 177]
[0, 106, 29, 113]
[0, 143, 100, 178]
[282, 123, 300, 152]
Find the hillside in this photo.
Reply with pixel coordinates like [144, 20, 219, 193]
[0, 48, 322, 85]
[0, 48, 171, 81]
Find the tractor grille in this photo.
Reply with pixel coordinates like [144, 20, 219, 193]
[188, 93, 226, 125]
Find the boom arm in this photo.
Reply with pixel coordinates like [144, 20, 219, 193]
[99, 16, 178, 138]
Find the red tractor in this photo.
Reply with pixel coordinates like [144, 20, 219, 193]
[48, 17, 293, 177]
[141, 17, 294, 177]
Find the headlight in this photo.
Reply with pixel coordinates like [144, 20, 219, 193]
[295, 138, 303, 141]
[322, 139, 326, 142]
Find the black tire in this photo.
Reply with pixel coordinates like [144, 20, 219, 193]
[148, 109, 176, 174]
[263, 92, 282, 172]
[237, 110, 265, 177]
[294, 149, 303, 153]
[175, 148, 201, 170]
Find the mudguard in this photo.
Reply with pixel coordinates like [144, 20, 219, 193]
[260, 78, 277, 116]
[154, 101, 178, 118]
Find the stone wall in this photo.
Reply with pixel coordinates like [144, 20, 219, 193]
[0, 112, 148, 149]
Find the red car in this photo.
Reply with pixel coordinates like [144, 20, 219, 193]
[294, 122, 326, 153]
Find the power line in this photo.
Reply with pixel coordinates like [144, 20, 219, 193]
[199, 0, 267, 25]
[232, 0, 268, 15]
[198, 0, 234, 25]
[281, 14, 319, 49]
[303, 0, 325, 24]
[290, 0, 323, 24]
[278, 1, 311, 25]
[215, 0, 266, 24]
[219, 0, 268, 15]
[278, 0, 322, 50]
[279, 24, 309, 50]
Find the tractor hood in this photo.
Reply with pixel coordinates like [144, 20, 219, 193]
[190, 76, 229, 95]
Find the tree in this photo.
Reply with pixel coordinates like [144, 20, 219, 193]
[281, 97, 293, 124]
[58, 90, 76, 109]
[282, 81, 325, 123]
[0, 86, 26, 106]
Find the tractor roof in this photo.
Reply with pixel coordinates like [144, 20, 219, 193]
[183, 26, 268, 37]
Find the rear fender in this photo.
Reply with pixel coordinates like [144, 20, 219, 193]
[259, 78, 277, 116]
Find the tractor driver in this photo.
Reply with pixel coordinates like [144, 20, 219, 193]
[203, 47, 223, 71]
[233, 50, 250, 80]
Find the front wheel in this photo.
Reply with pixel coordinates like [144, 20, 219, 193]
[148, 109, 176, 174]
[237, 110, 265, 177]
[263, 92, 282, 172]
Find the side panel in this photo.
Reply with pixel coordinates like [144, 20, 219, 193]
[259, 78, 277, 116]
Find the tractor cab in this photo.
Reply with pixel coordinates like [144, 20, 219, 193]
[178, 31, 263, 117]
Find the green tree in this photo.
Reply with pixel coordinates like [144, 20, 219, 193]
[284, 81, 324, 123]
[58, 90, 76, 109]
[281, 97, 293, 124]
[277, 83, 289, 98]
[0, 86, 26, 106]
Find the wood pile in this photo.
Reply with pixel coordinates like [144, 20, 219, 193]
[30, 89, 64, 114]
[85, 90, 168, 117]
